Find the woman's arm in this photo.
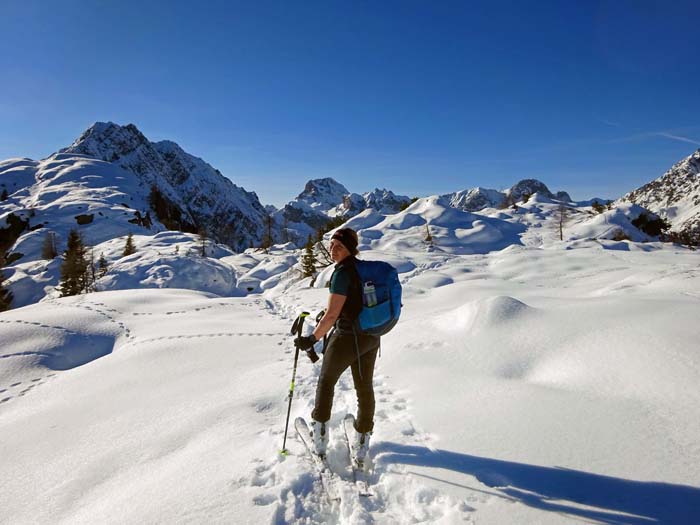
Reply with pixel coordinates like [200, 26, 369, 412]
[312, 293, 346, 340]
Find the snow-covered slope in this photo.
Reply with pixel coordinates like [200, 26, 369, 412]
[59, 122, 272, 250]
[1, 153, 163, 254]
[618, 149, 700, 235]
[0, 153, 278, 307]
[344, 196, 526, 255]
[0, 170, 665, 311]
[1, 237, 699, 524]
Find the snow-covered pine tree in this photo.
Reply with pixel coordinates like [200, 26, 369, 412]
[123, 233, 136, 256]
[59, 230, 89, 297]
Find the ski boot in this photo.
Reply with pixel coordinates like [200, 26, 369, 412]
[352, 429, 372, 468]
[310, 419, 329, 458]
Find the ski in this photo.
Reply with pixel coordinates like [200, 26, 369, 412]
[294, 417, 341, 504]
[342, 414, 372, 497]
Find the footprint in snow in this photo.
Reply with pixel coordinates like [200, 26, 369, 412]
[253, 494, 277, 506]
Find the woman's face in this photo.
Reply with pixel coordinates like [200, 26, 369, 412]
[329, 239, 350, 263]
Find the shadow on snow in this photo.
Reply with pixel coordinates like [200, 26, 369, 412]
[373, 442, 700, 525]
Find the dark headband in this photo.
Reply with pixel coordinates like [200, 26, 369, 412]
[331, 228, 358, 254]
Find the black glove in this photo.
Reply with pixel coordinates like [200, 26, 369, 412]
[294, 334, 317, 350]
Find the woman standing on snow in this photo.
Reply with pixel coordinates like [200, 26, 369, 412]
[294, 227, 380, 462]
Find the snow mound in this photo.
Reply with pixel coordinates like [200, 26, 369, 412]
[434, 295, 533, 334]
[100, 252, 240, 297]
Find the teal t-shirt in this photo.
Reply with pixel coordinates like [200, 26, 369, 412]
[328, 258, 362, 329]
[329, 265, 352, 296]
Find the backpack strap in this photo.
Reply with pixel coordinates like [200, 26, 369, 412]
[352, 325, 363, 380]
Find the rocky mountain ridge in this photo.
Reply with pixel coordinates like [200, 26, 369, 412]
[441, 178, 572, 212]
[60, 122, 272, 250]
[276, 178, 412, 244]
[618, 149, 700, 235]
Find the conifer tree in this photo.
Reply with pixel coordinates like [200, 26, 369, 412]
[98, 253, 109, 278]
[1, 188, 8, 201]
[198, 229, 208, 257]
[556, 203, 569, 241]
[59, 230, 88, 297]
[41, 232, 58, 260]
[123, 233, 136, 256]
[87, 248, 96, 292]
[0, 252, 13, 311]
[591, 201, 606, 214]
[302, 236, 317, 278]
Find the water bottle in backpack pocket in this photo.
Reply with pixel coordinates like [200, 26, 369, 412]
[362, 281, 377, 307]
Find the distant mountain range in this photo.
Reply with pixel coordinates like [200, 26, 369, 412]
[2, 121, 699, 265]
[3, 121, 699, 310]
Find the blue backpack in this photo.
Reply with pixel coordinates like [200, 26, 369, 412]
[352, 259, 402, 336]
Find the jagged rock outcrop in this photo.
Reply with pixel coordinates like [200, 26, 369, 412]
[507, 179, 555, 202]
[444, 187, 505, 211]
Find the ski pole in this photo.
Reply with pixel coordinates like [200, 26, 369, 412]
[280, 311, 309, 455]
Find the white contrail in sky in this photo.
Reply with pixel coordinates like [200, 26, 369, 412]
[655, 132, 700, 146]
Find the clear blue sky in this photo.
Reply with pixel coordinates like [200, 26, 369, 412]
[2, 0, 699, 207]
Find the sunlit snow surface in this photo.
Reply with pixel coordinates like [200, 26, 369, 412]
[2, 197, 700, 523]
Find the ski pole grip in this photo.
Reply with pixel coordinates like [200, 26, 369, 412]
[292, 311, 310, 337]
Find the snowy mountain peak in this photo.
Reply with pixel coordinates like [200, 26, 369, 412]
[507, 179, 554, 201]
[59, 122, 272, 250]
[296, 178, 349, 208]
[445, 187, 505, 211]
[63, 121, 150, 160]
